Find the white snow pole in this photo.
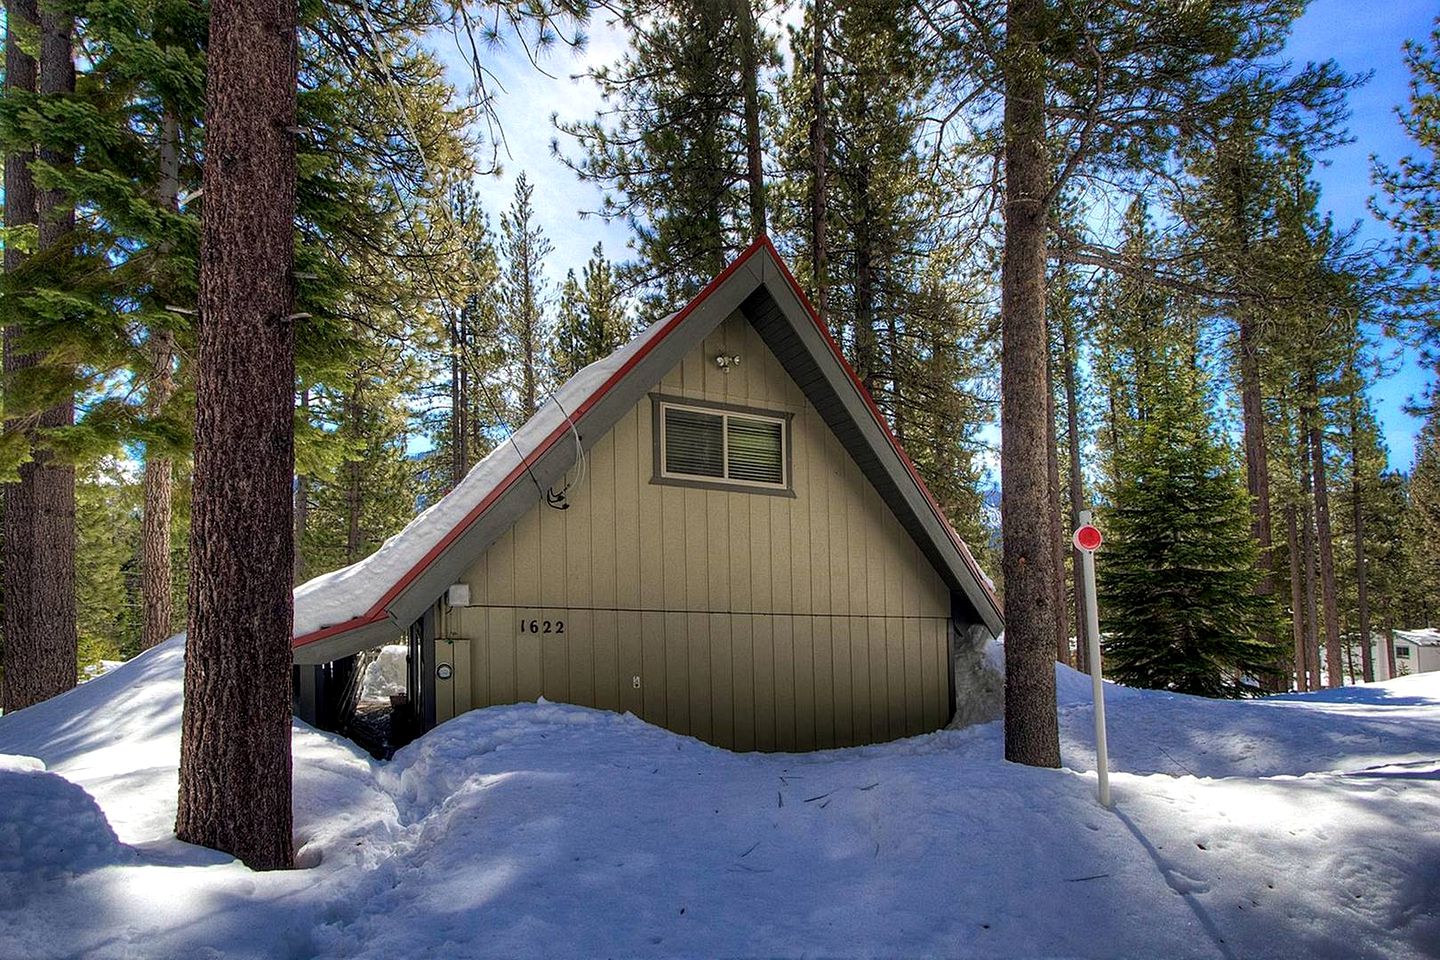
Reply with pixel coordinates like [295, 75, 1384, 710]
[1074, 510, 1111, 808]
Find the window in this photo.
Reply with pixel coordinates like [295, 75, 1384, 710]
[1396, 645, 1412, 658]
[655, 397, 790, 493]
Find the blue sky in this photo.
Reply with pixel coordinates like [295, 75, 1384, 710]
[444, 1, 1437, 473]
[1288, 0, 1436, 470]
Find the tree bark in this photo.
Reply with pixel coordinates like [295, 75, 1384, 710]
[1061, 305, 1087, 674]
[736, 0, 765, 239]
[1306, 383, 1343, 688]
[450, 312, 470, 487]
[175, 0, 297, 871]
[808, 0, 827, 322]
[1046, 349, 1069, 666]
[854, 160, 878, 396]
[521, 268, 538, 417]
[1285, 502, 1307, 691]
[293, 388, 309, 583]
[345, 390, 363, 566]
[1349, 356, 1373, 684]
[1298, 426, 1321, 691]
[1342, 614, 1357, 684]
[1383, 614, 1396, 678]
[2, 0, 79, 713]
[1000, 0, 1060, 767]
[141, 109, 180, 652]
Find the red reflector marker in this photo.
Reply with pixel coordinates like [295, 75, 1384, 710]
[1073, 524, 1102, 552]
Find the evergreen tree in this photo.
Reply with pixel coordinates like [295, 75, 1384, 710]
[1, 0, 81, 711]
[776, 0, 992, 549]
[175, 0, 297, 872]
[1407, 405, 1440, 617]
[417, 181, 504, 499]
[552, 243, 631, 381]
[558, 0, 776, 306]
[75, 460, 141, 667]
[301, 357, 419, 573]
[498, 172, 553, 419]
[1099, 336, 1276, 697]
[1373, 15, 1440, 370]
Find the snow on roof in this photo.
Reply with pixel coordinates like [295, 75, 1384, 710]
[292, 237, 1004, 649]
[291, 314, 675, 640]
[1395, 628, 1440, 647]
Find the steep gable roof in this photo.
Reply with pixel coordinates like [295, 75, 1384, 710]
[293, 237, 1002, 665]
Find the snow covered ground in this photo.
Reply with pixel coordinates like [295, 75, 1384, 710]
[2, 638, 1438, 959]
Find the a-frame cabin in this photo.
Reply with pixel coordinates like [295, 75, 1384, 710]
[292, 238, 1003, 752]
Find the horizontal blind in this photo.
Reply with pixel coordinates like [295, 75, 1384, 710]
[726, 415, 783, 484]
[664, 407, 724, 478]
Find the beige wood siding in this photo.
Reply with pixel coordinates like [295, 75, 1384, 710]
[440, 309, 952, 751]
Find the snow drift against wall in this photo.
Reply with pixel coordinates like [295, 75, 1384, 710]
[3, 635, 1440, 958]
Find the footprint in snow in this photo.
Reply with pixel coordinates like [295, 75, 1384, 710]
[1165, 869, 1212, 895]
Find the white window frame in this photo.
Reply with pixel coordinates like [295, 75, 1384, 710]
[657, 399, 789, 491]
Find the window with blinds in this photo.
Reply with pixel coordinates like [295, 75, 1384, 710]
[659, 401, 788, 490]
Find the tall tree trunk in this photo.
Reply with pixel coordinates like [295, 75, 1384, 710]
[343, 384, 363, 564]
[345, 457, 363, 564]
[140, 110, 180, 652]
[1061, 305, 1087, 674]
[1342, 614, 1357, 684]
[1383, 614, 1396, 678]
[293, 387, 309, 583]
[175, 0, 297, 871]
[1000, 0, 1060, 768]
[1046, 351, 1069, 666]
[2, 0, 79, 712]
[736, 0, 765, 239]
[521, 273, 538, 418]
[1298, 427, 1321, 691]
[450, 314, 470, 487]
[1231, 168, 1277, 688]
[887, 312, 905, 442]
[1285, 502, 1306, 690]
[1306, 382, 1343, 688]
[854, 162, 878, 395]
[808, 0, 827, 321]
[1349, 357, 1373, 684]
[1237, 312, 1275, 595]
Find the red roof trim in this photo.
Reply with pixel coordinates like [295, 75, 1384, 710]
[295, 235, 1001, 648]
[755, 236, 1003, 621]
[293, 238, 771, 648]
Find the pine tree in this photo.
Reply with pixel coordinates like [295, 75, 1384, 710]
[1, 0, 81, 712]
[75, 460, 141, 668]
[1099, 333, 1275, 696]
[775, 0, 992, 553]
[552, 243, 631, 381]
[1373, 15, 1440, 367]
[174, 0, 297, 871]
[421, 181, 503, 496]
[558, 0, 775, 305]
[498, 173, 553, 420]
[928, 0, 1351, 760]
[1407, 404, 1440, 617]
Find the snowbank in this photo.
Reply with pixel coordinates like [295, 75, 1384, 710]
[2, 643, 1439, 958]
[291, 316, 673, 638]
[359, 644, 409, 701]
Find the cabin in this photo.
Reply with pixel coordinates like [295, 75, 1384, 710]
[292, 238, 1003, 753]
[1369, 629, 1440, 680]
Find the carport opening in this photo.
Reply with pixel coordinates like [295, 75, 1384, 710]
[294, 642, 422, 760]
[348, 643, 420, 758]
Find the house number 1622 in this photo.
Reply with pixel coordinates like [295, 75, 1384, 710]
[520, 619, 565, 635]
